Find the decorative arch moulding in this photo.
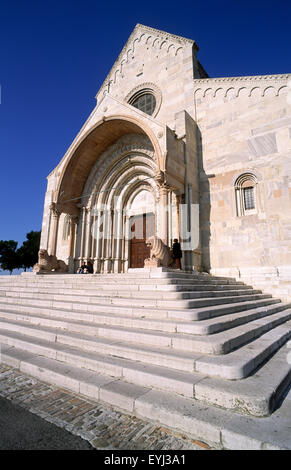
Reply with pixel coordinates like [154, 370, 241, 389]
[97, 24, 197, 99]
[54, 113, 168, 211]
[83, 140, 157, 203]
[194, 73, 291, 84]
[231, 169, 263, 187]
[194, 81, 290, 100]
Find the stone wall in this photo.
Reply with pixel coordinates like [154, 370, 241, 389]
[195, 74, 291, 299]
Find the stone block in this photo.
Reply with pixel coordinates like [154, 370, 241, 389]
[134, 389, 228, 446]
[99, 380, 150, 412]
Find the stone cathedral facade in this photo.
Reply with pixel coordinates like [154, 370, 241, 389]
[39, 24, 291, 300]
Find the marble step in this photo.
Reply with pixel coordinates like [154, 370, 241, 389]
[0, 300, 289, 337]
[0, 307, 290, 357]
[0, 281, 247, 292]
[2, 345, 291, 451]
[0, 318, 200, 372]
[0, 273, 242, 285]
[20, 270, 237, 281]
[0, 297, 280, 323]
[2, 287, 262, 302]
[169, 298, 281, 320]
[195, 320, 291, 379]
[0, 332, 290, 419]
[0, 282, 253, 293]
[0, 291, 272, 311]
[183, 302, 291, 334]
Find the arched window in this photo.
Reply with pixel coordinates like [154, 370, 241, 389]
[235, 173, 257, 217]
[130, 93, 156, 115]
[126, 83, 161, 117]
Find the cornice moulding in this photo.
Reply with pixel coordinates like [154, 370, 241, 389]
[194, 73, 291, 84]
[134, 24, 196, 47]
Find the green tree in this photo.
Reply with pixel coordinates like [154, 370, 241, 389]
[17, 231, 41, 271]
[0, 240, 21, 275]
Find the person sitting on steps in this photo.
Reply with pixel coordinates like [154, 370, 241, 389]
[77, 262, 89, 274]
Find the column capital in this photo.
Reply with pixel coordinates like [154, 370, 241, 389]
[155, 171, 172, 194]
[158, 183, 170, 194]
[49, 202, 62, 217]
[154, 170, 166, 186]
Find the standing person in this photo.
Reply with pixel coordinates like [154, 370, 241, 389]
[172, 239, 182, 269]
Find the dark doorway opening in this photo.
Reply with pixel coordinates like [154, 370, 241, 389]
[130, 213, 154, 268]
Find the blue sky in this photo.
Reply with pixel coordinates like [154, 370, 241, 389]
[0, 0, 290, 248]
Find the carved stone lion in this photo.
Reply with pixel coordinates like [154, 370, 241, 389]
[144, 236, 174, 268]
[33, 249, 68, 273]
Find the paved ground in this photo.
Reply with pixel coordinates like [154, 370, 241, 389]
[0, 396, 94, 450]
[0, 364, 210, 450]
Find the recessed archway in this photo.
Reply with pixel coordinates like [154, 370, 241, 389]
[55, 116, 163, 215]
[72, 130, 159, 273]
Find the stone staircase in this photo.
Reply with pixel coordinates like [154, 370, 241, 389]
[0, 268, 290, 448]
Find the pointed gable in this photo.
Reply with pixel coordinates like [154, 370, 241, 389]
[96, 24, 198, 98]
[95, 24, 205, 126]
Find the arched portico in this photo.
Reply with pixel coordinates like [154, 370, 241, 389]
[76, 133, 160, 273]
[54, 115, 164, 215]
[46, 116, 181, 273]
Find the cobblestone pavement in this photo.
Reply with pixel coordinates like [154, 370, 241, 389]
[0, 365, 211, 450]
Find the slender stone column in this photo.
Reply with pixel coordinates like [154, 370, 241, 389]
[67, 215, 78, 273]
[91, 211, 97, 262]
[103, 207, 112, 273]
[79, 206, 87, 260]
[158, 184, 169, 245]
[123, 214, 130, 272]
[95, 209, 102, 273]
[113, 208, 123, 273]
[68, 215, 78, 258]
[49, 203, 61, 257]
[46, 210, 52, 252]
[85, 207, 92, 260]
[100, 208, 107, 273]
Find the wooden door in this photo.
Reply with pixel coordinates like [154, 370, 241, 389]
[130, 213, 154, 268]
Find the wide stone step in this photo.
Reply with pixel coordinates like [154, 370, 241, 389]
[0, 282, 253, 293]
[0, 296, 280, 326]
[0, 307, 290, 358]
[0, 300, 171, 321]
[157, 293, 272, 309]
[0, 329, 206, 398]
[185, 302, 291, 334]
[0, 307, 185, 334]
[0, 274, 246, 285]
[0, 321, 201, 372]
[0, 272, 246, 284]
[2, 277, 246, 291]
[174, 309, 291, 353]
[3, 287, 262, 302]
[0, 300, 290, 339]
[169, 298, 281, 320]
[195, 321, 291, 379]
[0, 291, 272, 311]
[18, 270, 238, 281]
[193, 342, 291, 416]
[1, 337, 290, 421]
